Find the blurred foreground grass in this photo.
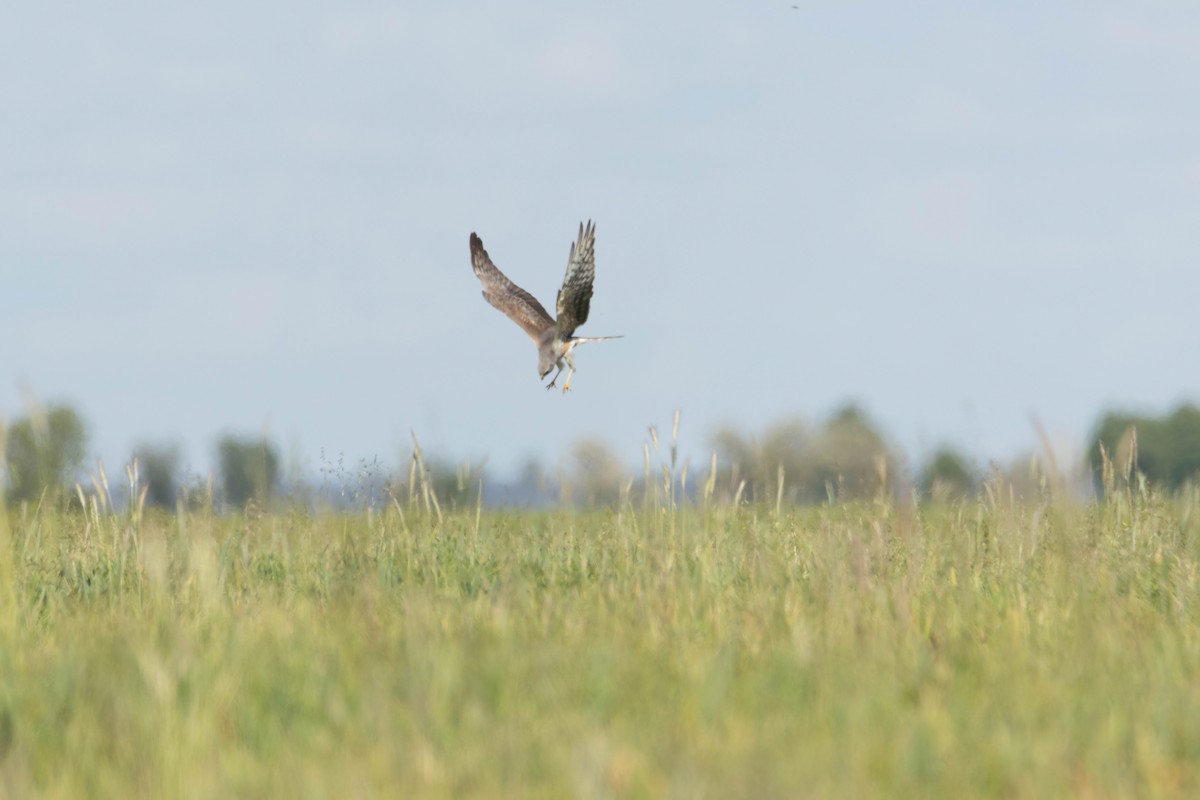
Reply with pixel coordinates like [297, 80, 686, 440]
[1, 483, 1199, 798]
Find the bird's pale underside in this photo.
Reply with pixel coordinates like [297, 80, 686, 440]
[469, 220, 621, 393]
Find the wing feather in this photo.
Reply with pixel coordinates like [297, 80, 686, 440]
[555, 220, 596, 339]
[470, 232, 555, 342]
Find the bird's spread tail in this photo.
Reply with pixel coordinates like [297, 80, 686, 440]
[570, 335, 623, 345]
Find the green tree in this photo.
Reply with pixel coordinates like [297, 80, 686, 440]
[132, 442, 182, 509]
[919, 447, 976, 500]
[711, 417, 812, 503]
[709, 425, 757, 501]
[569, 438, 625, 506]
[806, 404, 894, 502]
[1088, 403, 1200, 493]
[4, 404, 88, 504]
[710, 405, 894, 505]
[1165, 404, 1200, 488]
[216, 435, 279, 508]
[426, 458, 486, 510]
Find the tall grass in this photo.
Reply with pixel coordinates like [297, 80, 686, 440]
[1, 462, 1199, 797]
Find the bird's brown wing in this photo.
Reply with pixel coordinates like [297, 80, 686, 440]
[555, 220, 596, 340]
[470, 232, 555, 341]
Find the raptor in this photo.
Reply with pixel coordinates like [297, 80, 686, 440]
[469, 220, 621, 393]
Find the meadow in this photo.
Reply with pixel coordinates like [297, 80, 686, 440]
[1, 469, 1199, 798]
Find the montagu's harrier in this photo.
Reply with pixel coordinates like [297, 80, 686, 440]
[469, 220, 621, 393]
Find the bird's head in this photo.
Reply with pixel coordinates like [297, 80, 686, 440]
[538, 348, 557, 380]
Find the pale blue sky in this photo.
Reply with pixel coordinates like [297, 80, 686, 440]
[4, 2, 1199, 480]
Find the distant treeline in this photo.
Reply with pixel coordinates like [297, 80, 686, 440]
[3, 399, 1200, 511]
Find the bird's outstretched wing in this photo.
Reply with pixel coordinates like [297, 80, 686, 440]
[555, 220, 596, 339]
[470, 232, 555, 341]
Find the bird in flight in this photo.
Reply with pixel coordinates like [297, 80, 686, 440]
[469, 220, 621, 393]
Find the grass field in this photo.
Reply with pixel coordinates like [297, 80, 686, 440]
[1, 475, 1199, 798]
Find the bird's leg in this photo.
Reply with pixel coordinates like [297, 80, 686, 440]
[561, 353, 577, 394]
[545, 361, 563, 390]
